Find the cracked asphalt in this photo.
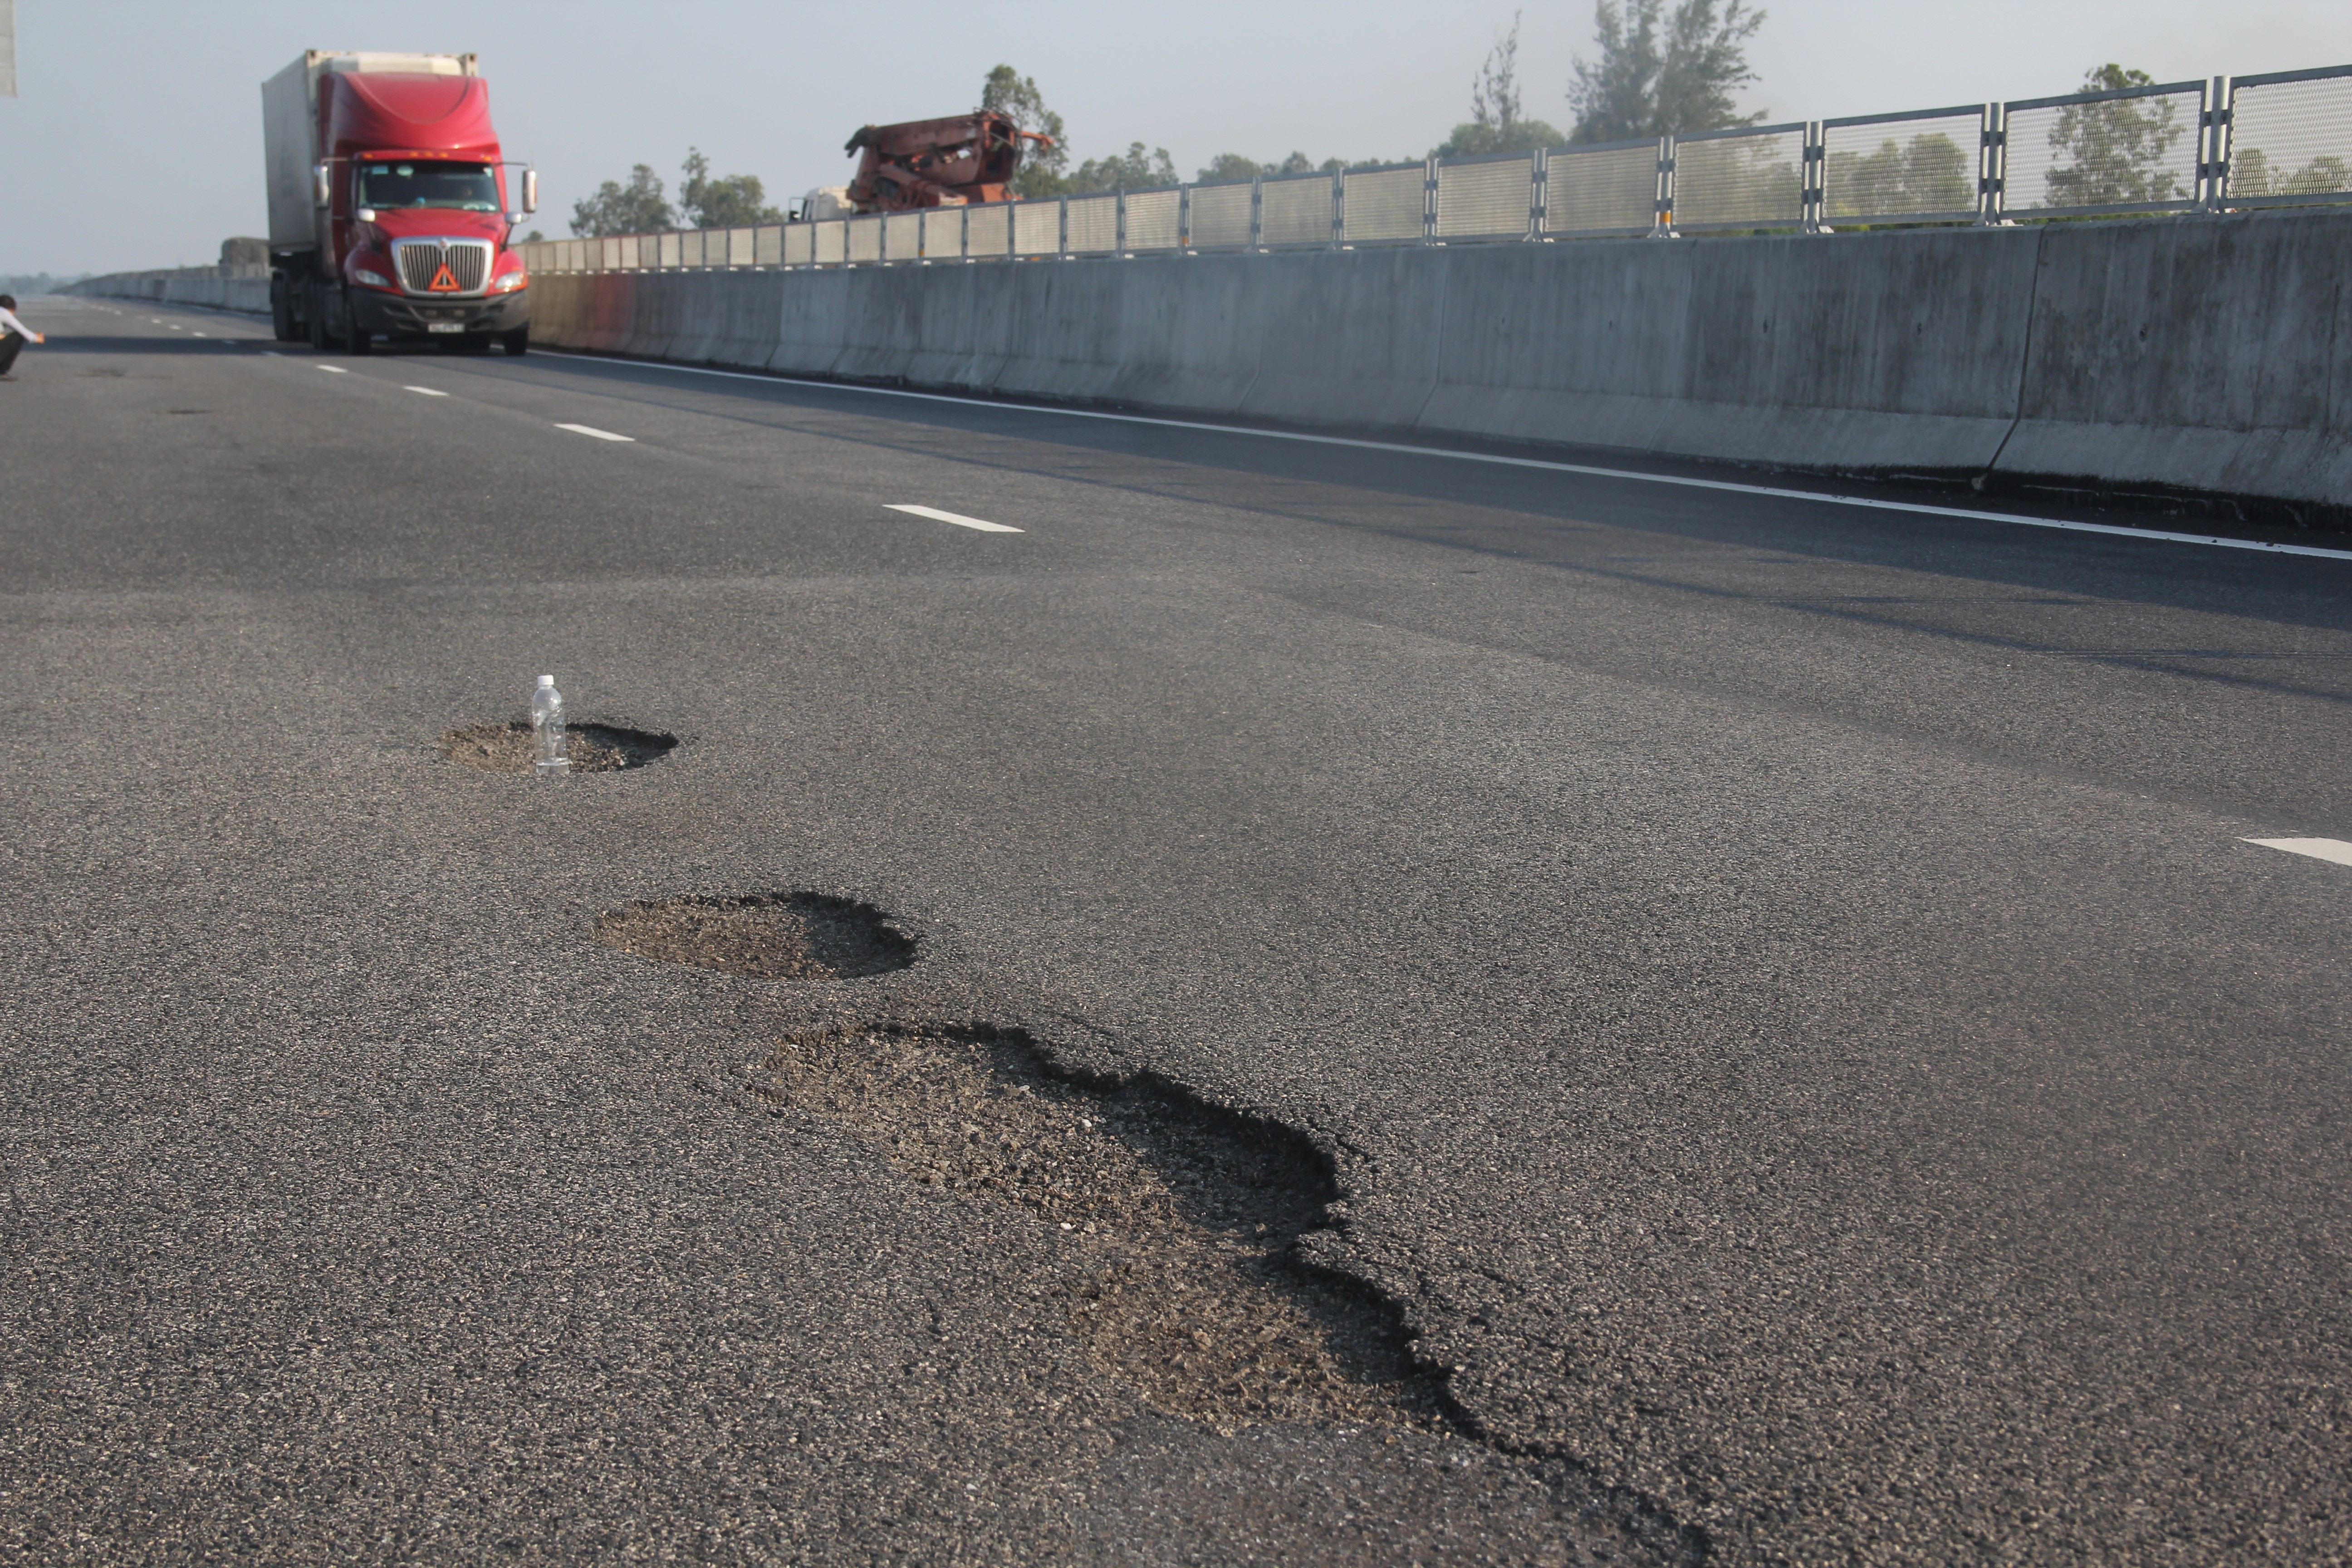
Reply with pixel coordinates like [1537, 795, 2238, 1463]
[4, 294, 2348, 1565]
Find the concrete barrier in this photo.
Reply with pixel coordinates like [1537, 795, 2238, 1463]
[524, 211, 2352, 516]
[67, 269, 271, 315]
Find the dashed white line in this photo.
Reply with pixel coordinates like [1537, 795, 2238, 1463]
[316, 365, 348, 374]
[402, 386, 449, 397]
[886, 503, 1023, 534]
[554, 422, 633, 442]
[537, 350, 2352, 564]
[2242, 838, 2352, 868]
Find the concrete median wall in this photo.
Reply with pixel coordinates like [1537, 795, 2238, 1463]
[528, 211, 2352, 512]
[67, 270, 270, 315]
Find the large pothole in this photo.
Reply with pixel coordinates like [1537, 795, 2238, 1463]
[594, 893, 916, 979]
[749, 1023, 1449, 1431]
[441, 720, 678, 773]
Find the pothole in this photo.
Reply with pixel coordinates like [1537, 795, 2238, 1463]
[594, 893, 916, 979]
[441, 720, 678, 774]
[749, 1023, 1449, 1431]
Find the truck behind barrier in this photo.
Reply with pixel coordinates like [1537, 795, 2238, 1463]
[262, 51, 537, 355]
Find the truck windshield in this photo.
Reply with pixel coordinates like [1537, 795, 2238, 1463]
[357, 161, 500, 212]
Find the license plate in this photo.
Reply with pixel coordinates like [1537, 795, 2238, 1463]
[426, 322, 465, 334]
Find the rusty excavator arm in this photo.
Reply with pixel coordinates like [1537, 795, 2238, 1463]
[842, 111, 1054, 212]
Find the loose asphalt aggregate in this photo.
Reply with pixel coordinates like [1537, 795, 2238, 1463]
[3, 296, 2348, 1565]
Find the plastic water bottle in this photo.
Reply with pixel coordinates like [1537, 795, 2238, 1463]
[530, 675, 569, 777]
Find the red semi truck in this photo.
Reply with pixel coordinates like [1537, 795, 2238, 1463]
[263, 51, 537, 355]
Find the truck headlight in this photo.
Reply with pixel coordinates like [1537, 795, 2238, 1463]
[351, 267, 395, 289]
[490, 270, 528, 293]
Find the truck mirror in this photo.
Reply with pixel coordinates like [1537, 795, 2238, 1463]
[314, 162, 331, 206]
[523, 168, 539, 215]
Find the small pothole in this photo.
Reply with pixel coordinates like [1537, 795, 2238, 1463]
[594, 893, 916, 979]
[441, 721, 678, 774]
[750, 1023, 1449, 1431]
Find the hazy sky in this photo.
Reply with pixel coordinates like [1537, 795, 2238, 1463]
[6, 0, 2352, 274]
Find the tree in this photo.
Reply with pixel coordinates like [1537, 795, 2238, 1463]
[678, 147, 784, 228]
[570, 165, 672, 236]
[2043, 65, 2185, 208]
[980, 65, 1068, 198]
[1067, 143, 1180, 193]
[1827, 132, 1972, 218]
[1435, 13, 1566, 157]
[1567, 0, 1765, 143]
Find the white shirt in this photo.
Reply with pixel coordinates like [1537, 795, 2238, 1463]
[0, 307, 29, 338]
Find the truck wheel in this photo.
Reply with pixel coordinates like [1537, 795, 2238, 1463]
[270, 275, 297, 342]
[501, 327, 529, 357]
[342, 290, 372, 355]
[306, 279, 332, 351]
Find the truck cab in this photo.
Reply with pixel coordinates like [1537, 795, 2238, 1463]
[264, 53, 537, 356]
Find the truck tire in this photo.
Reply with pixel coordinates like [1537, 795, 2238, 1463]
[502, 326, 529, 357]
[306, 279, 332, 351]
[270, 274, 297, 342]
[341, 289, 373, 355]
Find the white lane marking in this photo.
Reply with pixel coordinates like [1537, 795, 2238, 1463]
[2242, 838, 2352, 868]
[262, 351, 282, 358]
[191, 332, 206, 338]
[402, 386, 450, 397]
[537, 350, 2352, 564]
[316, 365, 348, 374]
[555, 422, 633, 442]
[886, 503, 1024, 534]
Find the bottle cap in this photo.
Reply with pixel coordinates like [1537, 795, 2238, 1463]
[537, 675, 555, 687]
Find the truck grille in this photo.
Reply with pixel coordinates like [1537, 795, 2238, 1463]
[392, 239, 491, 296]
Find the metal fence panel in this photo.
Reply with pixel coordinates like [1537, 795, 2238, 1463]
[1123, 187, 1181, 250]
[813, 220, 846, 265]
[602, 236, 623, 270]
[847, 215, 883, 263]
[966, 202, 1011, 259]
[755, 225, 783, 265]
[725, 227, 750, 266]
[1436, 152, 1534, 237]
[1013, 201, 1061, 256]
[1188, 181, 1254, 248]
[1821, 106, 1985, 223]
[883, 211, 923, 260]
[1544, 140, 1658, 235]
[2000, 80, 2205, 215]
[784, 222, 813, 266]
[2226, 66, 2352, 207]
[1673, 124, 1807, 229]
[922, 209, 964, 261]
[1260, 172, 1333, 246]
[656, 232, 677, 269]
[1343, 163, 1425, 243]
[1067, 193, 1119, 253]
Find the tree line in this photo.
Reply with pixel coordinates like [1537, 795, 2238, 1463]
[569, 4, 2327, 234]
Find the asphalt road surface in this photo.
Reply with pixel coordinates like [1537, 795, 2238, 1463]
[5, 296, 2348, 1566]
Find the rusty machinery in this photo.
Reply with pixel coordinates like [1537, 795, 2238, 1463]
[842, 112, 1053, 211]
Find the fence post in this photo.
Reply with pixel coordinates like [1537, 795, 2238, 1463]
[1979, 104, 2007, 224]
[2202, 76, 2234, 211]
[1423, 157, 1440, 244]
[1058, 195, 1070, 258]
[1250, 177, 1264, 253]
[1117, 189, 1128, 255]
[1651, 137, 1676, 236]
[1803, 122, 1826, 233]
[1178, 184, 1192, 253]
[1332, 166, 1345, 249]
[1530, 147, 1547, 239]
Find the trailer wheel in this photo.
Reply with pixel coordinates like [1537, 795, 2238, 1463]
[501, 327, 529, 357]
[270, 274, 298, 343]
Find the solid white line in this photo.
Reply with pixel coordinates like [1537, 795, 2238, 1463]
[554, 422, 633, 441]
[402, 386, 450, 397]
[534, 349, 2352, 564]
[2242, 837, 2352, 868]
[886, 503, 1024, 534]
[315, 365, 348, 374]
